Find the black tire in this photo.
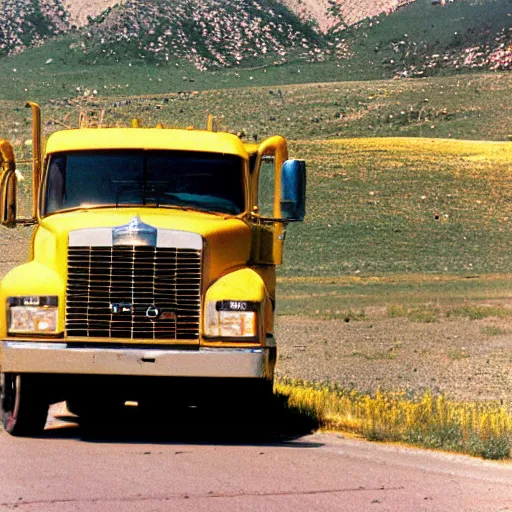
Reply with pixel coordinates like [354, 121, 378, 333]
[1, 373, 49, 437]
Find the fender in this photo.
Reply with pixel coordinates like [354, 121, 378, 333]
[0, 262, 65, 337]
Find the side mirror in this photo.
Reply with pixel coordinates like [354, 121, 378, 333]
[280, 159, 306, 222]
[0, 140, 17, 227]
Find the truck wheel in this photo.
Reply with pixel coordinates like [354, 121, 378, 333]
[1, 373, 49, 437]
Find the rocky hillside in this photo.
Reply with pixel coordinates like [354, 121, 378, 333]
[0, 0, 415, 59]
[280, 0, 416, 31]
[0, 0, 70, 56]
[350, 0, 512, 76]
[75, 0, 345, 70]
[61, 0, 118, 27]
[33, 0, 419, 31]
[0, 0, 348, 65]
[0, 0, 510, 75]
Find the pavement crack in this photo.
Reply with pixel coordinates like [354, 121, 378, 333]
[0, 486, 406, 508]
[207, 486, 405, 499]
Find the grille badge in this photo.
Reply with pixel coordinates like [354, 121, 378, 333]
[110, 302, 133, 315]
[145, 305, 162, 319]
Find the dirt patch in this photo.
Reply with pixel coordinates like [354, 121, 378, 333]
[61, 0, 121, 26]
[276, 314, 512, 403]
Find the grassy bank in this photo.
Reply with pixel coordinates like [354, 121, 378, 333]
[277, 380, 512, 460]
[1, 72, 512, 141]
[277, 274, 512, 317]
[283, 137, 512, 277]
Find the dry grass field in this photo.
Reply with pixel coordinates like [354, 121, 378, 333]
[275, 136, 512, 405]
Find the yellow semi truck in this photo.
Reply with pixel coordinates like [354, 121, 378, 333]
[0, 103, 305, 436]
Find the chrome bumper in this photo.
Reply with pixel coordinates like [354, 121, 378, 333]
[0, 342, 271, 378]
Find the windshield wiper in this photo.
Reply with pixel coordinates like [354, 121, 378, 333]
[111, 180, 145, 208]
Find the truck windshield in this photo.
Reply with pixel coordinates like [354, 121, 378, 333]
[43, 150, 245, 215]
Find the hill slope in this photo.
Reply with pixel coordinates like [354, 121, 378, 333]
[76, 0, 338, 69]
[0, 0, 347, 66]
[61, 0, 119, 26]
[280, 0, 416, 31]
[345, 0, 512, 76]
[0, 0, 510, 76]
[45, 0, 418, 31]
[1, 0, 417, 58]
[0, 0, 70, 56]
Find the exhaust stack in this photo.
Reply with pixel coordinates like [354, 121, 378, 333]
[25, 102, 42, 219]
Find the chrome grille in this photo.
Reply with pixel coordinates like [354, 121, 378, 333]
[66, 246, 201, 340]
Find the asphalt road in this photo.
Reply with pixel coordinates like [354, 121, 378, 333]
[0, 405, 511, 512]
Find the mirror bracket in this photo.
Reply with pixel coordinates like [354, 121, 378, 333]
[0, 140, 17, 227]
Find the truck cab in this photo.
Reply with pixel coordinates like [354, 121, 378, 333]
[0, 103, 305, 436]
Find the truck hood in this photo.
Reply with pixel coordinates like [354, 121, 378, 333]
[35, 208, 253, 284]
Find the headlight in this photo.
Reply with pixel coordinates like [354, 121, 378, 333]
[204, 300, 258, 338]
[7, 296, 58, 334]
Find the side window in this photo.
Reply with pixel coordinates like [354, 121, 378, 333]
[46, 156, 66, 213]
[257, 155, 275, 218]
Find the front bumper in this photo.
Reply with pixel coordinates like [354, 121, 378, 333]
[0, 341, 272, 379]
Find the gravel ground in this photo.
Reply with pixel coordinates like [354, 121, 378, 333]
[0, 226, 32, 274]
[276, 312, 512, 403]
